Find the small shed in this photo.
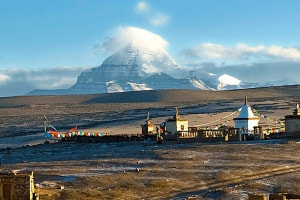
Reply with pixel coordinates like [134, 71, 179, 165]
[233, 96, 259, 135]
[0, 170, 38, 200]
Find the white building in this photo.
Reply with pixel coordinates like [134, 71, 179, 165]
[233, 96, 259, 134]
[163, 107, 188, 139]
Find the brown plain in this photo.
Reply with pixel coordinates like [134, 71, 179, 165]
[1, 86, 300, 199]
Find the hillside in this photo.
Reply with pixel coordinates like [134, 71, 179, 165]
[1, 85, 300, 137]
[6, 85, 300, 106]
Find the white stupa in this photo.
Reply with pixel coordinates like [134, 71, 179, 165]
[233, 96, 259, 134]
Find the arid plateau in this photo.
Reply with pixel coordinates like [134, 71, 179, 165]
[0, 86, 300, 199]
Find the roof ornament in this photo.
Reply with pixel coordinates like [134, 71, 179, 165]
[173, 107, 180, 120]
[244, 95, 248, 105]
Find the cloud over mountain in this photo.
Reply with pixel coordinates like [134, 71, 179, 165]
[0, 67, 87, 97]
[27, 27, 300, 96]
[194, 62, 300, 87]
[94, 26, 169, 59]
[0, 73, 10, 83]
[2, 26, 300, 97]
[181, 43, 300, 65]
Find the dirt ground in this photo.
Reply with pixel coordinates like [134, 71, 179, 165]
[1, 140, 300, 199]
[1, 88, 300, 199]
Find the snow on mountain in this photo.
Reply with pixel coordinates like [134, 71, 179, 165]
[67, 41, 186, 94]
[104, 80, 152, 93]
[106, 80, 124, 93]
[100, 42, 179, 78]
[127, 82, 152, 91]
[217, 74, 241, 90]
[23, 26, 300, 96]
[27, 27, 300, 96]
[188, 78, 213, 90]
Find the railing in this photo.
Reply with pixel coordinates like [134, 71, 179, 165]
[178, 131, 198, 138]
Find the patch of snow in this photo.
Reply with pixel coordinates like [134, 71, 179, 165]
[217, 74, 241, 90]
[106, 80, 115, 86]
[142, 63, 157, 74]
[189, 79, 208, 90]
[127, 82, 153, 91]
[106, 81, 124, 93]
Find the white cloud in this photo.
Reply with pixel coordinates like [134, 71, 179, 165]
[135, 1, 150, 13]
[149, 13, 169, 26]
[0, 73, 11, 83]
[266, 45, 300, 60]
[94, 26, 169, 55]
[134, 1, 169, 26]
[118, 26, 168, 48]
[0, 66, 88, 97]
[181, 43, 300, 64]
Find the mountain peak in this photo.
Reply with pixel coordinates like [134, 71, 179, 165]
[103, 42, 179, 76]
[67, 40, 184, 94]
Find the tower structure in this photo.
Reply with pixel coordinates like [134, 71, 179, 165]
[285, 102, 300, 136]
[141, 112, 155, 135]
[233, 96, 259, 135]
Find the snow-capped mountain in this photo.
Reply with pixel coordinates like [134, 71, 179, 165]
[217, 74, 241, 90]
[27, 40, 295, 96]
[26, 41, 257, 96]
[65, 42, 212, 94]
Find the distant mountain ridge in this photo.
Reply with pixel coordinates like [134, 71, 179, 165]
[28, 42, 210, 95]
[27, 42, 297, 96]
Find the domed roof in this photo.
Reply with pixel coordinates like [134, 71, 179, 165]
[234, 96, 259, 120]
[237, 104, 256, 118]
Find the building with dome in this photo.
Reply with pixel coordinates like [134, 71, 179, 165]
[233, 96, 260, 136]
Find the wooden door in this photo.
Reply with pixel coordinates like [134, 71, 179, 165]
[3, 184, 11, 200]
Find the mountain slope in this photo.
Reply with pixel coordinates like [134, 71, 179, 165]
[27, 40, 300, 96]
[68, 43, 181, 93]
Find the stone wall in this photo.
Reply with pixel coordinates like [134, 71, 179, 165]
[0, 170, 35, 200]
[285, 115, 300, 135]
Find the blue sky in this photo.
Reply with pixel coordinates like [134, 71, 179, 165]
[1, 0, 300, 96]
